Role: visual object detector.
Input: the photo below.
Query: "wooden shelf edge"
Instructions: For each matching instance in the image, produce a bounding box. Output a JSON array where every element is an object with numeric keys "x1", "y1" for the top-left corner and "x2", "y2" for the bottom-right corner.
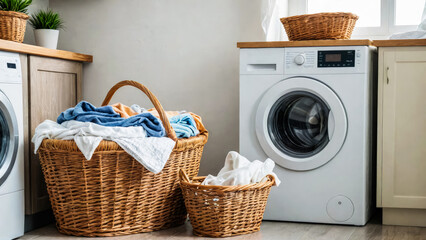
[
  {"x1": 237, "y1": 39, "x2": 373, "y2": 48},
  {"x1": 372, "y1": 39, "x2": 426, "y2": 47},
  {"x1": 0, "y1": 39, "x2": 92, "y2": 63},
  {"x1": 237, "y1": 39, "x2": 426, "y2": 48}
]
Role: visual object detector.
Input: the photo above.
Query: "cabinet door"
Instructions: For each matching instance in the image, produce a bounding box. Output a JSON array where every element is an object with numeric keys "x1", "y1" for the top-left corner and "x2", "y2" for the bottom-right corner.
[
  {"x1": 27, "y1": 56, "x2": 82, "y2": 214},
  {"x1": 380, "y1": 48, "x2": 426, "y2": 209}
]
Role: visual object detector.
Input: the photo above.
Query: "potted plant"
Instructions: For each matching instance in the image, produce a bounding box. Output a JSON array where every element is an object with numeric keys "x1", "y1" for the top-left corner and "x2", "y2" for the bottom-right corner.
[
  {"x1": 29, "y1": 9, "x2": 63, "y2": 49},
  {"x1": 0, "y1": 0, "x2": 32, "y2": 43}
]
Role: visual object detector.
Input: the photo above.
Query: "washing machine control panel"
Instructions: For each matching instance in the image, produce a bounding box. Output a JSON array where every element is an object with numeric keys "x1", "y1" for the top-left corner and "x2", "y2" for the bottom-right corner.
[
  {"x1": 286, "y1": 51, "x2": 316, "y2": 68},
  {"x1": 318, "y1": 50, "x2": 355, "y2": 68},
  {"x1": 0, "y1": 51, "x2": 21, "y2": 83},
  {"x1": 285, "y1": 47, "x2": 367, "y2": 74}
]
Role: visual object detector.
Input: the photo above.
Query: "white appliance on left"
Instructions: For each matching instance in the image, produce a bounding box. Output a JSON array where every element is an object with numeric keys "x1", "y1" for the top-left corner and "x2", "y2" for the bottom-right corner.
[{"x1": 0, "y1": 51, "x2": 24, "y2": 240}]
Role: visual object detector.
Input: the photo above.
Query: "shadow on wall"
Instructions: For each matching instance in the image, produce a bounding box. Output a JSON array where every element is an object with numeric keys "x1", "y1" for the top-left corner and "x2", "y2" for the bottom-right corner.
[{"x1": 48, "y1": 0, "x2": 265, "y2": 175}]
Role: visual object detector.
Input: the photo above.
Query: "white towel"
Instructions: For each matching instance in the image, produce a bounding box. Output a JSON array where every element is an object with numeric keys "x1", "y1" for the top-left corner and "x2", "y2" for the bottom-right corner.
[
  {"x1": 389, "y1": 30, "x2": 426, "y2": 39},
  {"x1": 113, "y1": 137, "x2": 174, "y2": 173},
  {"x1": 32, "y1": 120, "x2": 176, "y2": 174},
  {"x1": 201, "y1": 151, "x2": 281, "y2": 186}
]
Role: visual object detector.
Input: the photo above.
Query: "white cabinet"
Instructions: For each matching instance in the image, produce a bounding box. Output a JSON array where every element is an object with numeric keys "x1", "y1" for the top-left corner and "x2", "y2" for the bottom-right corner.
[{"x1": 377, "y1": 47, "x2": 426, "y2": 227}]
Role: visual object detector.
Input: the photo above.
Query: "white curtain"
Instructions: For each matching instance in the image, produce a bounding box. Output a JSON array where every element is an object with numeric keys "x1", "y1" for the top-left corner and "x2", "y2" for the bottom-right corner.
[{"x1": 261, "y1": 0, "x2": 288, "y2": 41}]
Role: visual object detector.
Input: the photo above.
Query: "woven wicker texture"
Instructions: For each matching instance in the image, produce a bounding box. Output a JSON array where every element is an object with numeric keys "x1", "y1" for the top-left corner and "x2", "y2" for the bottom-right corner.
[
  {"x1": 179, "y1": 170, "x2": 275, "y2": 238},
  {"x1": 281, "y1": 12, "x2": 358, "y2": 41},
  {"x1": 38, "y1": 81, "x2": 208, "y2": 237},
  {"x1": 0, "y1": 10, "x2": 28, "y2": 43}
]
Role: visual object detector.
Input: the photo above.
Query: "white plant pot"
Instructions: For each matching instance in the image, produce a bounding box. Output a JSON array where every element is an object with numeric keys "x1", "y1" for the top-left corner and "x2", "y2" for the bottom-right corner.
[{"x1": 34, "y1": 29, "x2": 59, "y2": 49}]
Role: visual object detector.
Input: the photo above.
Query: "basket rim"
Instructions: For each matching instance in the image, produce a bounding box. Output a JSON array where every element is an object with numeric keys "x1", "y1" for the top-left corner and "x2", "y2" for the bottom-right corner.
[
  {"x1": 180, "y1": 175, "x2": 275, "y2": 192},
  {"x1": 0, "y1": 10, "x2": 29, "y2": 19},
  {"x1": 39, "y1": 129, "x2": 208, "y2": 153},
  {"x1": 281, "y1": 12, "x2": 359, "y2": 22}
]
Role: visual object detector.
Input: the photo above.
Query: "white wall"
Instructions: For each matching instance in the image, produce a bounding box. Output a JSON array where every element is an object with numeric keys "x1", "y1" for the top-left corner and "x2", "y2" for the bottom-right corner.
[{"x1": 49, "y1": 0, "x2": 264, "y2": 175}]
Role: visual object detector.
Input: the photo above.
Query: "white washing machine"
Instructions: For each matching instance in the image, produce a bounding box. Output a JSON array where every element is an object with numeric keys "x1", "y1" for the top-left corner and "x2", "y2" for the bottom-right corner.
[
  {"x1": 0, "y1": 51, "x2": 24, "y2": 239},
  {"x1": 239, "y1": 45, "x2": 376, "y2": 225}
]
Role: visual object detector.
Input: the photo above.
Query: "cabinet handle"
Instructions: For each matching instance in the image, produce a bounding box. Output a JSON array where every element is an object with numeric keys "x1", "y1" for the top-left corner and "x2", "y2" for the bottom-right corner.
[{"x1": 386, "y1": 67, "x2": 390, "y2": 84}]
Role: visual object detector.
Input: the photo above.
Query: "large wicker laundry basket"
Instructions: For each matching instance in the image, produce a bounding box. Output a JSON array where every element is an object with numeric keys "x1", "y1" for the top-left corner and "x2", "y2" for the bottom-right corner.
[
  {"x1": 179, "y1": 170, "x2": 275, "y2": 238},
  {"x1": 37, "y1": 80, "x2": 208, "y2": 237}
]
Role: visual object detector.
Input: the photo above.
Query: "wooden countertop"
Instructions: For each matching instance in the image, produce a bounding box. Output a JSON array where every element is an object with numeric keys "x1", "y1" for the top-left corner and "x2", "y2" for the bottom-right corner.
[
  {"x1": 0, "y1": 39, "x2": 92, "y2": 62},
  {"x1": 237, "y1": 39, "x2": 373, "y2": 48},
  {"x1": 238, "y1": 39, "x2": 426, "y2": 48},
  {"x1": 372, "y1": 39, "x2": 426, "y2": 47}
]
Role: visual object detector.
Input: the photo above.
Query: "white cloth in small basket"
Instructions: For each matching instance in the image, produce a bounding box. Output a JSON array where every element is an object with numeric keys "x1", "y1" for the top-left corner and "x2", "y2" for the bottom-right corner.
[{"x1": 201, "y1": 151, "x2": 281, "y2": 186}]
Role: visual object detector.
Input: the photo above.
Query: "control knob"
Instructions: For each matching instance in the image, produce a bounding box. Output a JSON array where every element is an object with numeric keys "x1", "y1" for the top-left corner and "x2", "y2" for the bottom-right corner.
[{"x1": 294, "y1": 54, "x2": 306, "y2": 65}]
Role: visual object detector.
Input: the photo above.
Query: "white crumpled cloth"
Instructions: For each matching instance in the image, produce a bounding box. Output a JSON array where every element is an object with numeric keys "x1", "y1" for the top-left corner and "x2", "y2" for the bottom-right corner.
[
  {"x1": 32, "y1": 120, "x2": 176, "y2": 174},
  {"x1": 390, "y1": 2, "x2": 426, "y2": 39},
  {"x1": 201, "y1": 151, "x2": 281, "y2": 186},
  {"x1": 389, "y1": 30, "x2": 426, "y2": 39}
]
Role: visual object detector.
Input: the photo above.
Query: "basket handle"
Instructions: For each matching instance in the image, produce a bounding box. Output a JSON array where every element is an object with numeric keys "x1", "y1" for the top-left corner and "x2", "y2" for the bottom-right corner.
[
  {"x1": 178, "y1": 169, "x2": 191, "y2": 183},
  {"x1": 267, "y1": 174, "x2": 276, "y2": 185},
  {"x1": 101, "y1": 80, "x2": 177, "y2": 141}
]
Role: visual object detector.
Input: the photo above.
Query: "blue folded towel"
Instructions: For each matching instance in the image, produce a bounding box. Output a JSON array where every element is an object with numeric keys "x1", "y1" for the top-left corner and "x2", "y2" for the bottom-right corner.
[
  {"x1": 58, "y1": 101, "x2": 120, "y2": 121},
  {"x1": 57, "y1": 101, "x2": 165, "y2": 137},
  {"x1": 169, "y1": 113, "x2": 199, "y2": 138}
]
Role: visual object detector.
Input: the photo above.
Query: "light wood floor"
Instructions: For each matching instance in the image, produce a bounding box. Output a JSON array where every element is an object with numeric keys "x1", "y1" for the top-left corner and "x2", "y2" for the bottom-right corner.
[{"x1": 20, "y1": 215, "x2": 426, "y2": 240}]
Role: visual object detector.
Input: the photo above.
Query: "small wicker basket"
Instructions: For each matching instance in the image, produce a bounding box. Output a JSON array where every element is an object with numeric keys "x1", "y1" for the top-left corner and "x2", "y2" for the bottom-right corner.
[
  {"x1": 0, "y1": 10, "x2": 29, "y2": 43},
  {"x1": 281, "y1": 12, "x2": 358, "y2": 41},
  {"x1": 179, "y1": 169, "x2": 275, "y2": 238}
]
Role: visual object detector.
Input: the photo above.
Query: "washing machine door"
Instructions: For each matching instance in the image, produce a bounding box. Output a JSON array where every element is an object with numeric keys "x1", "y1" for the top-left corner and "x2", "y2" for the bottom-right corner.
[
  {"x1": 256, "y1": 77, "x2": 347, "y2": 171},
  {"x1": 0, "y1": 90, "x2": 19, "y2": 187}
]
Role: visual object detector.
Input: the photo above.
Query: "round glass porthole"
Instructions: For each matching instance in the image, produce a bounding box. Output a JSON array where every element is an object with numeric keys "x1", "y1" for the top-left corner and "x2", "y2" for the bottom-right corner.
[
  {"x1": 0, "y1": 90, "x2": 18, "y2": 186},
  {"x1": 0, "y1": 110, "x2": 10, "y2": 169},
  {"x1": 268, "y1": 91, "x2": 330, "y2": 158},
  {"x1": 255, "y1": 77, "x2": 347, "y2": 171}
]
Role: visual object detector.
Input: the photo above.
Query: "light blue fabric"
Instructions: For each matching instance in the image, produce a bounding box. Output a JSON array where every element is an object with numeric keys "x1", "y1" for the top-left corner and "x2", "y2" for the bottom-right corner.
[
  {"x1": 169, "y1": 113, "x2": 199, "y2": 138},
  {"x1": 57, "y1": 101, "x2": 165, "y2": 137}
]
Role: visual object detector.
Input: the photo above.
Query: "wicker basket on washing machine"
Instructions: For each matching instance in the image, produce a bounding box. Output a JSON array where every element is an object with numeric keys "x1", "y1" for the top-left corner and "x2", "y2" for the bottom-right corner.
[{"x1": 281, "y1": 12, "x2": 359, "y2": 41}]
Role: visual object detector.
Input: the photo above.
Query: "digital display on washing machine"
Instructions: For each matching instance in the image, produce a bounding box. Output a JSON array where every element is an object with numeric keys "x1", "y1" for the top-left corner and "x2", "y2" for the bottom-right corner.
[
  {"x1": 6, "y1": 63, "x2": 16, "y2": 69},
  {"x1": 318, "y1": 50, "x2": 355, "y2": 67},
  {"x1": 325, "y1": 54, "x2": 341, "y2": 62}
]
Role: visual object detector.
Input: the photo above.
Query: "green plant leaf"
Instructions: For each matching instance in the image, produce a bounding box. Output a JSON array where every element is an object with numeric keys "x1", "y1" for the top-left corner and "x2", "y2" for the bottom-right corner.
[
  {"x1": 29, "y1": 9, "x2": 64, "y2": 30},
  {"x1": 0, "y1": 0, "x2": 32, "y2": 14}
]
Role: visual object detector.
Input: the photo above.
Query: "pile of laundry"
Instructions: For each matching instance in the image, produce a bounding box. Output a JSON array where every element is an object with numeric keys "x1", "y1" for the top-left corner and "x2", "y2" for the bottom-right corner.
[
  {"x1": 201, "y1": 151, "x2": 281, "y2": 186},
  {"x1": 32, "y1": 101, "x2": 206, "y2": 174}
]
